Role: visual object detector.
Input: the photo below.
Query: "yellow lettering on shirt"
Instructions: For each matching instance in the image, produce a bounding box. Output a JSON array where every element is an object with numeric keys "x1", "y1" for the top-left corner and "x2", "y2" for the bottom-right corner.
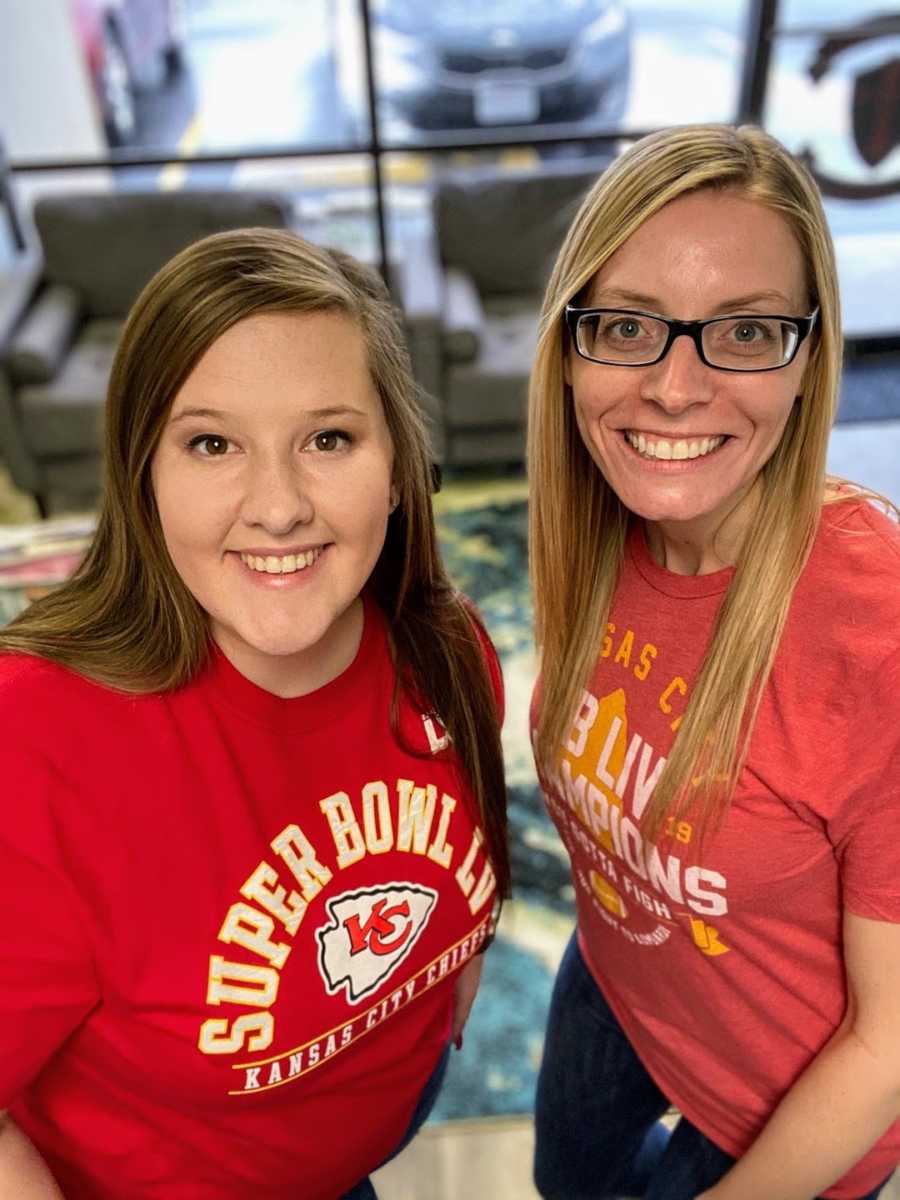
[
  {"x1": 218, "y1": 902, "x2": 292, "y2": 969},
  {"x1": 320, "y1": 791, "x2": 366, "y2": 869},
  {"x1": 271, "y1": 824, "x2": 333, "y2": 900},
  {"x1": 198, "y1": 1012, "x2": 274, "y2": 1055}
]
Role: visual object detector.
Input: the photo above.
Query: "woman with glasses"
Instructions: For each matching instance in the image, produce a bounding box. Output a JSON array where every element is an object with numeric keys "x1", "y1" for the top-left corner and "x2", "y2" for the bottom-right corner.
[
  {"x1": 0, "y1": 229, "x2": 507, "y2": 1199},
  {"x1": 529, "y1": 124, "x2": 900, "y2": 1200}
]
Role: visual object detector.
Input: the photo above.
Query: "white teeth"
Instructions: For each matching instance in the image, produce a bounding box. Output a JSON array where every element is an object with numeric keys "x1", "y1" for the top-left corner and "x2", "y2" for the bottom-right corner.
[
  {"x1": 625, "y1": 432, "x2": 725, "y2": 461},
  {"x1": 240, "y1": 549, "x2": 322, "y2": 574}
]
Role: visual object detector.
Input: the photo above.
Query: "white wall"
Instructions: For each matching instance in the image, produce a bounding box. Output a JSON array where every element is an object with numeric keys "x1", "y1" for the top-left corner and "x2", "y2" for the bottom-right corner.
[{"x1": 0, "y1": 0, "x2": 105, "y2": 162}]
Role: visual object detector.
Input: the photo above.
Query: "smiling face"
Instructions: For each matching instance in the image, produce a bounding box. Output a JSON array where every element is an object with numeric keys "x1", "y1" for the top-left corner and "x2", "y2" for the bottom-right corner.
[
  {"x1": 151, "y1": 310, "x2": 395, "y2": 696},
  {"x1": 567, "y1": 188, "x2": 814, "y2": 564}
]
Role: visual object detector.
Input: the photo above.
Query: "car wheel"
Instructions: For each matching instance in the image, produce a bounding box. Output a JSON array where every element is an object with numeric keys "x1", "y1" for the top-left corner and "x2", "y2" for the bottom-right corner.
[{"x1": 100, "y1": 21, "x2": 136, "y2": 146}]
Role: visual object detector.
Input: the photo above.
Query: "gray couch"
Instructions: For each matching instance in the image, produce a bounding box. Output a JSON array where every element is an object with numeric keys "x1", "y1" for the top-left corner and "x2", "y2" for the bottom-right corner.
[
  {"x1": 396, "y1": 161, "x2": 606, "y2": 467},
  {"x1": 0, "y1": 190, "x2": 294, "y2": 514}
]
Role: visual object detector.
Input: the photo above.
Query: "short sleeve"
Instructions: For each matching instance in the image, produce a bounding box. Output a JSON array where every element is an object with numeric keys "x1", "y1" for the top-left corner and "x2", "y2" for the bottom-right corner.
[
  {"x1": 0, "y1": 736, "x2": 100, "y2": 1105},
  {"x1": 829, "y1": 646, "x2": 900, "y2": 921}
]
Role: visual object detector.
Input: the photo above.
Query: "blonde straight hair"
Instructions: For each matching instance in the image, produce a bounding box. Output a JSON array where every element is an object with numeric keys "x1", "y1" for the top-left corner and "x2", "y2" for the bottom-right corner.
[{"x1": 529, "y1": 123, "x2": 845, "y2": 842}]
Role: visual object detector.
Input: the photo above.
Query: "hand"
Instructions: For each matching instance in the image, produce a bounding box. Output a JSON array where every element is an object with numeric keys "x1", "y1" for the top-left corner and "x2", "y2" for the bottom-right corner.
[{"x1": 451, "y1": 954, "x2": 484, "y2": 1049}]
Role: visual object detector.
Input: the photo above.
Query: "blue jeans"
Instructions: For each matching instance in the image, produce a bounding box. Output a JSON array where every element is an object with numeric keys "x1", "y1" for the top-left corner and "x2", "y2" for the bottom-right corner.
[
  {"x1": 534, "y1": 933, "x2": 890, "y2": 1200},
  {"x1": 340, "y1": 1042, "x2": 451, "y2": 1200}
]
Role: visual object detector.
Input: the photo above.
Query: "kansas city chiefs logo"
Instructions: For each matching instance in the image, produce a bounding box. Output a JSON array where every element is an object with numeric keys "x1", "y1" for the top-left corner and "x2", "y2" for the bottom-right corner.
[{"x1": 316, "y1": 883, "x2": 438, "y2": 1004}]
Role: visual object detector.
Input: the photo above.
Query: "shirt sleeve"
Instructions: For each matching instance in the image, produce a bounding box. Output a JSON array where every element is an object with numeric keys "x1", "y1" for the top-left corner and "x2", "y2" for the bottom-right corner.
[
  {"x1": 0, "y1": 736, "x2": 100, "y2": 1105},
  {"x1": 829, "y1": 645, "x2": 900, "y2": 921}
]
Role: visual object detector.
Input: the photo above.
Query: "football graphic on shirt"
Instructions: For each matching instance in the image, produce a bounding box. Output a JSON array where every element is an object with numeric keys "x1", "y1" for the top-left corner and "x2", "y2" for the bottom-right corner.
[{"x1": 316, "y1": 883, "x2": 438, "y2": 1003}]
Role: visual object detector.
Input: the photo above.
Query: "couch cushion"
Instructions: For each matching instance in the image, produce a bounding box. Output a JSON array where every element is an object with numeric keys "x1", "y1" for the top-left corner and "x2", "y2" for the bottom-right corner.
[
  {"x1": 448, "y1": 427, "x2": 526, "y2": 465},
  {"x1": 442, "y1": 268, "x2": 484, "y2": 364},
  {"x1": 435, "y1": 162, "x2": 604, "y2": 297},
  {"x1": 35, "y1": 190, "x2": 294, "y2": 319},
  {"x1": 17, "y1": 320, "x2": 121, "y2": 456},
  {"x1": 443, "y1": 298, "x2": 539, "y2": 429},
  {"x1": 5, "y1": 284, "x2": 82, "y2": 383},
  {"x1": 44, "y1": 455, "x2": 105, "y2": 511}
]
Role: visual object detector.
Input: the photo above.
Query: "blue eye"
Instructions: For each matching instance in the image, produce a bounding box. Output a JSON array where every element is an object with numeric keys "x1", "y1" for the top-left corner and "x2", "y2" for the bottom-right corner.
[{"x1": 187, "y1": 434, "x2": 231, "y2": 456}]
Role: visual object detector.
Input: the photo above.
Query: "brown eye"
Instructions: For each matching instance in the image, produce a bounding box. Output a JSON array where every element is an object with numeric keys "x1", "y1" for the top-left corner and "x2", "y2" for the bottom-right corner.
[
  {"x1": 311, "y1": 430, "x2": 350, "y2": 452},
  {"x1": 189, "y1": 435, "x2": 230, "y2": 456}
]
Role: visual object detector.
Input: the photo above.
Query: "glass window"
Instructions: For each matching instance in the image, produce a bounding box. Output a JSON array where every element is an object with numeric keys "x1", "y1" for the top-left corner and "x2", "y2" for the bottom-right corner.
[
  {"x1": 360, "y1": 0, "x2": 751, "y2": 150},
  {"x1": 764, "y1": 1, "x2": 900, "y2": 340}
]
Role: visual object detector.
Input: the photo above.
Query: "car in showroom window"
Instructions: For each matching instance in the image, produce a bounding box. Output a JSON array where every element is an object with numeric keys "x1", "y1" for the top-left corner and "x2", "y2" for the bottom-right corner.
[
  {"x1": 72, "y1": 0, "x2": 186, "y2": 146},
  {"x1": 332, "y1": 0, "x2": 632, "y2": 144}
]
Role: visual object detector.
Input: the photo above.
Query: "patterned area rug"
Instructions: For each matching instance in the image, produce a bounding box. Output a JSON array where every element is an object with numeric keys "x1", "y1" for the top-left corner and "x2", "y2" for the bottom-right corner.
[{"x1": 430, "y1": 476, "x2": 572, "y2": 1121}]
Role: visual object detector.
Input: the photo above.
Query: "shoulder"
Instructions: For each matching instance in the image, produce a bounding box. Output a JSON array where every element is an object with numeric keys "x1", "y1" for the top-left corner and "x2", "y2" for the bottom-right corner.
[
  {"x1": 0, "y1": 651, "x2": 95, "y2": 707},
  {"x1": 796, "y1": 498, "x2": 900, "y2": 636},
  {"x1": 0, "y1": 652, "x2": 145, "y2": 751},
  {"x1": 774, "y1": 499, "x2": 900, "y2": 712},
  {"x1": 820, "y1": 494, "x2": 900, "y2": 560}
]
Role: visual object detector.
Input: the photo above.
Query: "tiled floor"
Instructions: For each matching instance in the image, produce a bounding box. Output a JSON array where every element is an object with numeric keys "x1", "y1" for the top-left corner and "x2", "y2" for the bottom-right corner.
[
  {"x1": 374, "y1": 1116, "x2": 900, "y2": 1200},
  {"x1": 373, "y1": 1116, "x2": 539, "y2": 1200}
]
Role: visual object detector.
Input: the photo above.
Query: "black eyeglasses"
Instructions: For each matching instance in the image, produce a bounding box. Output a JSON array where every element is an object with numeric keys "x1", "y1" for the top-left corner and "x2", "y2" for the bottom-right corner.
[{"x1": 565, "y1": 305, "x2": 819, "y2": 372}]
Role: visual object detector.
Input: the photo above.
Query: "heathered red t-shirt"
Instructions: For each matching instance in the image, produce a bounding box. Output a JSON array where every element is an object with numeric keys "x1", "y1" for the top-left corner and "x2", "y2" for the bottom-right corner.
[
  {"x1": 0, "y1": 594, "x2": 501, "y2": 1199},
  {"x1": 536, "y1": 500, "x2": 900, "y2": 1199}
]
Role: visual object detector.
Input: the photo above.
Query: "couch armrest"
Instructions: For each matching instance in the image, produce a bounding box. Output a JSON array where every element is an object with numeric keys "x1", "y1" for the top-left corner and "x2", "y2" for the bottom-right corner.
[
  {"x1": 0, "y1": 368, "x2": 42, "y2": 494},
  {"x1": 394, "y1": 226, "x2": 444, "y2": 407},
  {"x1": 442, "y1": 267, "x2": 483, "y2": 363},
  {"x1": 395, "y1": 225, "x2": 443, "y2": 323},
  {"x1": 5, "y1": 283, "x2": 82, "y2": 383},
  {"x1": 0, "y1": 255, "x2": 42, "y2": 349},
  {"x1": 393, "y1": 228, "x2": 448, "y2": 463}
]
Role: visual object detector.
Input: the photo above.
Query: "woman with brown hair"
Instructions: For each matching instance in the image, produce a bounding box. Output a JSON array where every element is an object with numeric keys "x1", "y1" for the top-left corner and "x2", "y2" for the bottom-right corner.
[
  {"x1": 529, "y1": 123, "x2": 900, "y2": 1200},
  {"x1": 0, "y1": 228, "x2": 507, "y2": 1199}
]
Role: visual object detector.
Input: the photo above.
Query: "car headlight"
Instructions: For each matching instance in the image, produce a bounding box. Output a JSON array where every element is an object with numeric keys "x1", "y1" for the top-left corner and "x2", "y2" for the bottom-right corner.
[{"x1": 584, "y1": 5, "x2": 627, "y2": 40}]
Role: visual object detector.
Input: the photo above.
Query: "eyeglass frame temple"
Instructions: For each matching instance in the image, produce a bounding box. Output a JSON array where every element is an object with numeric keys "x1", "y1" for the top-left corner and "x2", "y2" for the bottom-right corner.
[{"x1": 564, "y1": 305, "x2": 820, "y2": 371}]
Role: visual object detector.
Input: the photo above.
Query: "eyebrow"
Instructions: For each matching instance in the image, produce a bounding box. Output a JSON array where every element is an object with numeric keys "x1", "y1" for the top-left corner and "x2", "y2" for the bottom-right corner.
[
  {"x1": 589, "y1": 288, "x2": 798, "y2": 311},
  {"x1": 167, "y1": 405, "x2": 369, "y2": 425}
]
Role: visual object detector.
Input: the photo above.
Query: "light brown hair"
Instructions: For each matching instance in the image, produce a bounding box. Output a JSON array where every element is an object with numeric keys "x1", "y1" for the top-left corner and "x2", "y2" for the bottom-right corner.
[{"x1": 1, "y1": 228, "x2": 509, "y2": 894}]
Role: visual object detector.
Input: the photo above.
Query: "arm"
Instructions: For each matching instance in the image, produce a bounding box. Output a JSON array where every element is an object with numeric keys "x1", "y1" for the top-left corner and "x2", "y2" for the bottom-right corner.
[
  {"x1": 699, "y1": 911, "x2": 900, "y2": 1200},
  {"x1": 0, "y1": 1114, "x2": 64, "y2": 1198}
]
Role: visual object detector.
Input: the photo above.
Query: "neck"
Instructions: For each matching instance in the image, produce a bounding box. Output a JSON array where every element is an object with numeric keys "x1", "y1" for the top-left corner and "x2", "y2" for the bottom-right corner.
[
  {"x1": 212, "y1": 598, "x2": 364, "y2": 698},
  {"x1": 645, "y1": 482, "x2": 761, "y2": 576}
]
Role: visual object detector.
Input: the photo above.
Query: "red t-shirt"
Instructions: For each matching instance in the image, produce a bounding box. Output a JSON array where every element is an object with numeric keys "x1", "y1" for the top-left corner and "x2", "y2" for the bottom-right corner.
[
  {"x1": 535, "y1": 500, "x2": 900, "y2": 1199},
  {"x1": 0, "y1": 594, "x2": 502, "y2": 1199}
]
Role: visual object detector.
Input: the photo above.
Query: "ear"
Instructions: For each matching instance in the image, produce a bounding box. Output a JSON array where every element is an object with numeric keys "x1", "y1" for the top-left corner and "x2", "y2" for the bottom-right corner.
[
  {"x1": 563, "y1": 349, "x2": 573, "y2": 387},
  {"x1": 389, "y1": 485, "x2": 400, "y2": 512}
]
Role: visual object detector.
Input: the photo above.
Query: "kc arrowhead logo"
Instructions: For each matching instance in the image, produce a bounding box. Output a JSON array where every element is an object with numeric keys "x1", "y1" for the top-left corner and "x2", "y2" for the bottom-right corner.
[{"x1": 316, "y1": 883, "x2": 438, "y2": 1004}]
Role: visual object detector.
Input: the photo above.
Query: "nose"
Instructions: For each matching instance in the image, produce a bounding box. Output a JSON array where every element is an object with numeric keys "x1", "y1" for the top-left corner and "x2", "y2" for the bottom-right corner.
[
  {"x1": 639, "y1": 332, "x2": 715, "y2": 415},
  {"x1": 240, "y1": 453, "x2": 314, "y2": 535}
]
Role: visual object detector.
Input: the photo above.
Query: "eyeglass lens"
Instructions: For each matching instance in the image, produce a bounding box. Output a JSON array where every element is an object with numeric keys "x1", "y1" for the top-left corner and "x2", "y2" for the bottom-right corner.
[{"x1": 576, "y1": 312, "x2": 801, "y2": 369}]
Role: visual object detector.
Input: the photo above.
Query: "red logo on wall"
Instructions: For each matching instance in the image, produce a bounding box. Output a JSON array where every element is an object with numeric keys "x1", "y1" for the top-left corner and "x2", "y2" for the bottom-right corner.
[{"x1": 316, "y1": 883, "x2": 438, "y2": 1003}]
